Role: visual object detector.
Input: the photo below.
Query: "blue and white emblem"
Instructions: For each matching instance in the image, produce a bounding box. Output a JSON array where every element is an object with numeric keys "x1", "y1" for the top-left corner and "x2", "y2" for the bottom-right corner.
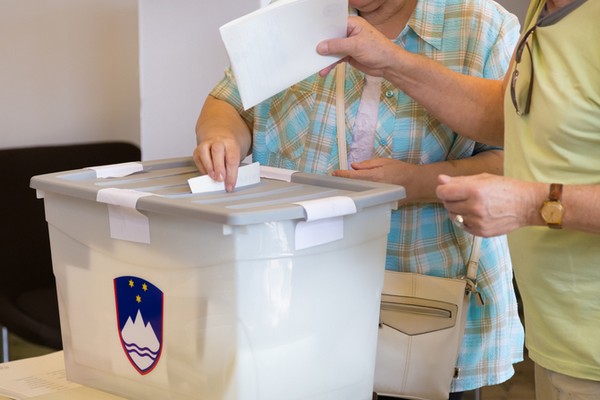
[{"x1": 114, "y1": 276, "x2": 164, "y2": 375}]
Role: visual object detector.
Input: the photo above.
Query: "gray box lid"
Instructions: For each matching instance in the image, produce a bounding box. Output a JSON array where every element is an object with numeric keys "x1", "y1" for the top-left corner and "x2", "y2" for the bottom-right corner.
[{"x1": 30, "y1": 157, "x2": 406, "y2": 226}]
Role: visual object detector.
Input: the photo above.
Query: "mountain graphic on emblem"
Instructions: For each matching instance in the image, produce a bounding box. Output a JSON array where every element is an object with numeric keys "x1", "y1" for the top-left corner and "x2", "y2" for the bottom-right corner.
[
  {"x1": 114, "y1": 276, "x2": 164, "y2": 375},
  {"x1": 121, "y1": 310, "x2": 160, "y2": 371}
]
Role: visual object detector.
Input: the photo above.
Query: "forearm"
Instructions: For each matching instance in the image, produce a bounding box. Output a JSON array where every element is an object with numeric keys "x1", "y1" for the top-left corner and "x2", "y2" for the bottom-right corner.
[
  {"x1": 527, "y1": 182, "x2": 600, "y2": 234},
  {"x1": 383, "y1": 50, "x2": 506, "y2": 147},
  {"x1": 437, "y1": 174, "x2": 600, "y2": 237},
  {"x1": 318, "y1": 16, "x2": 510, "y2": 146},
  {"x1": 404, "y1": 150, "x2": 504, "y2": 204},
  {"x1": 195, "y1": 96, "x2": 252, "y2": 157}
]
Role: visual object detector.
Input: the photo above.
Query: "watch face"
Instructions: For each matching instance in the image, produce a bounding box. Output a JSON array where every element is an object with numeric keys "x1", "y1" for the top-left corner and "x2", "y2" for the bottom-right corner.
[{"x1": 541, "y1": 201, "x2": 564, "y2": 224}]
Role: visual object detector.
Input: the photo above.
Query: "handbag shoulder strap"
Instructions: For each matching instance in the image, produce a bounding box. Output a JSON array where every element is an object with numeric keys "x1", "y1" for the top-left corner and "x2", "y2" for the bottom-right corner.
[
  {"x1": 465, "y1": 235, "x2": 484, "y2": 305},
  {"x1": 466, "y1": 235, "x2": 482, "y2": 280},
  {"x1": 335, "y1": 62, "x2": 483, "y2": 302},
  {"x1": 335, "y1": 63, "x2": 348, "y2": 170}
]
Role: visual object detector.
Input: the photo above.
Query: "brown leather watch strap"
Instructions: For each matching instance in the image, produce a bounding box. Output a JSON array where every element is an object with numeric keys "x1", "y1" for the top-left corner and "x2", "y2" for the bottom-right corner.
[{"x1": 549, "y1": 183, "x2": 563, "y2": 201}]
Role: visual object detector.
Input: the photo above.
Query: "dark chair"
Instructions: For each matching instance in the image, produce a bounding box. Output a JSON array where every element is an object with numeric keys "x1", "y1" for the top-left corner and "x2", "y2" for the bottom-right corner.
[{"x1": 0, "y1": 142, "x2": 141, "y2": 362}]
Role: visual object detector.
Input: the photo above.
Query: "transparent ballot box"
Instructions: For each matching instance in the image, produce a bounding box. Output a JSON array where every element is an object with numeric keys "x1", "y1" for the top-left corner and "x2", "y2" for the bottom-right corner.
[{"x1": 30, "y1": 158, "x2": 405, "y2": 400}]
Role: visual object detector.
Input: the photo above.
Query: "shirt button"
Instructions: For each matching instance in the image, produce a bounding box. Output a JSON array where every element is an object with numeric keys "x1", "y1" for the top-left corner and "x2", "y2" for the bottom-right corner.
[{"x1": 385, "y1": 90, "x2": 395, "y2": 98}]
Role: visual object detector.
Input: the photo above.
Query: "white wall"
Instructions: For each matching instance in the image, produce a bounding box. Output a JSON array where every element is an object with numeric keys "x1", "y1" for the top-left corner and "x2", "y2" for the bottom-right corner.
[
  {"x1": 138, "y1": 0, "x2": 262, "y2": 160},
  {"x1": 1, "y1": 0, "x2": 527, "y2": 156},
  {"x1": 0, "y1": 0, "x2": 139, "y2": 150}
]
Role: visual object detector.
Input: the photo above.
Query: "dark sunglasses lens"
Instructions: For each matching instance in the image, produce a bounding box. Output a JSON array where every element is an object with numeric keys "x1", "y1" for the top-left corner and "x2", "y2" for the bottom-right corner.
[{"x1": 511, "y1": 39, "x2": 533, "y2": 115}]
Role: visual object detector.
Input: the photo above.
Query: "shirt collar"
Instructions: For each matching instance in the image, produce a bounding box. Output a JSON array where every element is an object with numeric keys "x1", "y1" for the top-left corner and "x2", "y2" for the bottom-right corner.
[{"x1": 406, "y1": 0, "x2": 447, "y2": 50}]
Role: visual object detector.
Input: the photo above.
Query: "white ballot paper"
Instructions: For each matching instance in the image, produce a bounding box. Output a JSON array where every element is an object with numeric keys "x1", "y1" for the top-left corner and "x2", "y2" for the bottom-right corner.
[
  {"x1": 188, "y1": 162, "x2": 261, "y2": 193},
  {"x1": 219, "y1": 0, "x2": 348, "y2": 109}
]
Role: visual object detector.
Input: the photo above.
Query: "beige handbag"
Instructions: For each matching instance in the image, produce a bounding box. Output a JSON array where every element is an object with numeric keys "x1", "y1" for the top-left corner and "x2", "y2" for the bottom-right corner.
[
  {"x1": 373, "y1": 235, "x2": 483, "y2": 400},
  {"x1": 334, "y1": 60, "x2": 483, "y2": 400}
]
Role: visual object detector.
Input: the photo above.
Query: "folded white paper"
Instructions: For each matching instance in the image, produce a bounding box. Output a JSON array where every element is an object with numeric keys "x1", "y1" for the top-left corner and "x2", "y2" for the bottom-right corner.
[
  {"x1": 295, "y1": 216, "x2": 344, "y2": 250},
  {"x1": 188, "y1": 162, "x2": 261, "y2": 193},
  {"x1": 96, "y1": 188, "x2": 154, "y2": 244},
  {"x1": 293, "y1": 196, "x2": 356, "y2": 250},
  {"x1": 294, "y1": 195, "x2": 356, "y2": 222},
  {"x1": 89, "y1": 162, "x2": 143, "y2": 178},
  {"x1": 260, "y1": 165, "x2": 297, "y2": 182},
  {"x1": 220, "y1": 0, "x2": 348, "y2": 109}
]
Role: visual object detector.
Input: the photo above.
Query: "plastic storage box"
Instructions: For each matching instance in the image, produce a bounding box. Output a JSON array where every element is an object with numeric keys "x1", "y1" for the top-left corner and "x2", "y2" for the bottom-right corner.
[{"x1": 30, "y1": 157, "x2": 405, "y2": 400}]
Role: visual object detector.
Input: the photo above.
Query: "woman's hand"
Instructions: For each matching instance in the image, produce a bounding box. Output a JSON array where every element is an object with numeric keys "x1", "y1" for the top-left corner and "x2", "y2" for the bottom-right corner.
[
  {"x1": 194, "y1": 96, "x2": 252, "y2": 192},
  {"x1": 333, "y1": 158, "x2": 430, "y2": 204},
  {"x1": 333, "y1": 158, "x2": 411, "y2": 184},
  {"x1": 334, "y1": 151, "x2": 505, "y2": 206},
  {"x1": 193, "y1": 132, "x2": 244, "y2": 192}
]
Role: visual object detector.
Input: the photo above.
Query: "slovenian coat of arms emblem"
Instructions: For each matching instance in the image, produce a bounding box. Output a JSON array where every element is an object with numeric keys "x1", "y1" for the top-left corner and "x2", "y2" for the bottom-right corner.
[{"x1": 114, "y1": 276, "x2": 164, "y2": 375}]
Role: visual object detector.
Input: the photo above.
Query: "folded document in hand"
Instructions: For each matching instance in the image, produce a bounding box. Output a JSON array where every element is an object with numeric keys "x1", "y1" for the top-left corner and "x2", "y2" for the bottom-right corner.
[{"x1": 219, "y1": 0, "x2": 348, "y2": 110}]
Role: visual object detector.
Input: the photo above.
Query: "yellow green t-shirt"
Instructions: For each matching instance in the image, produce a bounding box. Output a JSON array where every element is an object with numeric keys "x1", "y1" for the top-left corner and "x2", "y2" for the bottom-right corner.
[{"x1": 504, "y1": 0, "x2": 600, "y2": 381}]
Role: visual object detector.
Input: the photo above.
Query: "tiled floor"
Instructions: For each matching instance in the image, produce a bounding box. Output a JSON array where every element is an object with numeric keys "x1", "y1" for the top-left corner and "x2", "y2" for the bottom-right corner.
[{"x1": 2, "y1": 331, "x2": 536, "y2": 400}]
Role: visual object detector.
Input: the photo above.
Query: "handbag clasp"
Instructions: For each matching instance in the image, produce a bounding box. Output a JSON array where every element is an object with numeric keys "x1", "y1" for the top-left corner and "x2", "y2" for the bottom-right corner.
[{"x1": 465, "y1": 278, "x2": 485, "y2": 306}]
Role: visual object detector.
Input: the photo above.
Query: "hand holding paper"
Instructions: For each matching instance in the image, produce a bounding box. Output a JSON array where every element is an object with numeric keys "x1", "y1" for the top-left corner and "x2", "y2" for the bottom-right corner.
[
  {"x1": 188, "y1": 162, "x2": 261, "y2": 193},
  {"x1": 219, "y1": 0, "x2": 348, "y2": 109}
]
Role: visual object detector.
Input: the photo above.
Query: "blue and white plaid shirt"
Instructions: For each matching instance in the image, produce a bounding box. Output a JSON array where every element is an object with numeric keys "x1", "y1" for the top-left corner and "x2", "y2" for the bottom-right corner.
[{"x1": 210, "y1": 0, "x2": 524, "y2": 391}]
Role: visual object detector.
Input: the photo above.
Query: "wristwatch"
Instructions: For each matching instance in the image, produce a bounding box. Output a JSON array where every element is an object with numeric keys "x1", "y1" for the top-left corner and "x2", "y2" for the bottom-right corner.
[{"x1": 540, "y1": 183, "x2": 564, "y2": 229}]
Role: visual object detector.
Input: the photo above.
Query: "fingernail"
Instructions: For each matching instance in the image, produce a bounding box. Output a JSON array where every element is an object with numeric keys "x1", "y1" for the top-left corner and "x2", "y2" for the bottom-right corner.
[{"x1": 317, "y1": 42, "x2": 328, "y2": 54}]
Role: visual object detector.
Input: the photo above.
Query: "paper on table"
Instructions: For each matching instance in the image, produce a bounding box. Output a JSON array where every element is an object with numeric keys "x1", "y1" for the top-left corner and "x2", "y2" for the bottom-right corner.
[
  {"x1": 0, "y1": 352, "x2": 123, "y2": 399},
  {"x1": 219, "y1": 0, "x2": 348, "y2": 109}
]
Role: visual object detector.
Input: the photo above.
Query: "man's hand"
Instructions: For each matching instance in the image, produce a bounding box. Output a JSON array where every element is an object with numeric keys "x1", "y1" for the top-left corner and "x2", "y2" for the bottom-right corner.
[
  {"x1": 317, "y1": 16, "x2": 398, "y2": 77},
  {"x1": 436, "y1": 173, "x2": 538, "y2": 237}
]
